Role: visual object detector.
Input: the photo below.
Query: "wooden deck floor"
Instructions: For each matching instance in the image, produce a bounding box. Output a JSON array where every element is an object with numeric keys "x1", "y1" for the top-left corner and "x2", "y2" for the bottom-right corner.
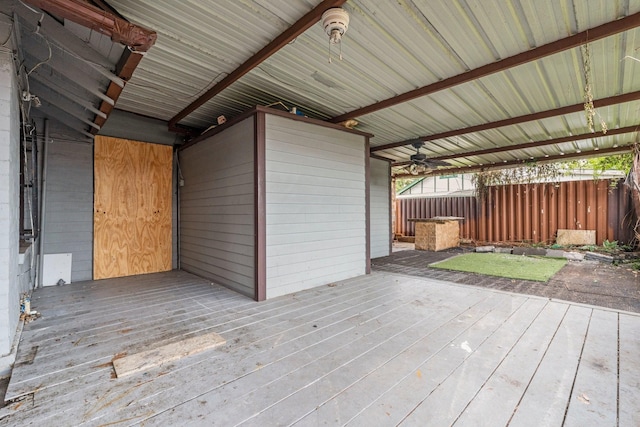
[{"x1": 1, "y1": 270, "x2": 638, "y2": 426}]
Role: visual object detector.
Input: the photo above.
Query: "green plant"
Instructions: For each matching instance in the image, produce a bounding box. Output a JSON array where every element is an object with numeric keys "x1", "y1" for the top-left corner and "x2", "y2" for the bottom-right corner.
[
  {"x1": 627, "y1": 261, "x2": 640, "y2": 271},
  {"x1": 472, "y1": 163, "x2": 566, "y2": 200},
  {"x1": 602, "y1": 239, "x2": 619, "y2": 251}
]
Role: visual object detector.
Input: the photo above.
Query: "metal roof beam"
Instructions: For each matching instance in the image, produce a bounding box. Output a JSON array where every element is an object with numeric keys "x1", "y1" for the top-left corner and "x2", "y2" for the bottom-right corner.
[
  {"x1": 393, "y1": 146, "x2": 634, "y2": 178},
  {"x1": 18, "y1": 25, "x2": 124, "y2": 88},
  {"x1": 330, "y1": 11, "x2": 640, "y2": 124},
  {"x1": 372, "y1": 91, "x2": 640, "y2": 152},
  {"x1": 168, "y1": 0, "x2": 347, "y2": 128},
  {"x1": 29, "y1": 72, "x2": 107, "y2": 118},
  {"x1": 23, "y1": 0, "x2": 157, "y2": 52},
  {"x1": 14, "y1": 1, "x2": 113, "y2": 68},
  {"x1": 91, "y1": 46, "x2": 144, "y2": 134},
  {"x1": 22, "y1": 50, "x2": 115, "y2": 106},
  {"x1": 371, "y1": 154, "x2": 394, "y2": 162},
  {"x1": 37, "y1": 98, "x2": 96, "y2": 138},
  {"x1": 29, "y1": 79, "x2": 101, "y2": 127},
  {"x1": 20, "y1": 0, "x2": 158, "y2": 134},
  {"x1": 89, "y1": 0, "x2": 126, "y2": 20},
  {"x1": 391, "y1": 125, "x2": 640, "y2": 166}
]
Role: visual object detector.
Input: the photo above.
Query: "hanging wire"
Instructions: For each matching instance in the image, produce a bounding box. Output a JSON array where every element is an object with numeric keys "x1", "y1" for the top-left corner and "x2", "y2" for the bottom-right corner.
[
  {"x1": 27, "y1": 23, "x2": 52, "y2": 75},
  {"x1": 0, "y1": 18, "x2": 13, "y2": 47},
  {"x1": 17, "y1": 0, "x2": 41, "y2": 15},
  {"x1": 20, "y1": 118, "x2": 36, "y2": 239}
]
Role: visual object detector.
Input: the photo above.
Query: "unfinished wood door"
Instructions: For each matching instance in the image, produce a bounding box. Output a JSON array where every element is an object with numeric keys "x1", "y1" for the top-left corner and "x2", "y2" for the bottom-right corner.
[{"x1": 94, "y1": 136, "x2": 173, "y2": 279}]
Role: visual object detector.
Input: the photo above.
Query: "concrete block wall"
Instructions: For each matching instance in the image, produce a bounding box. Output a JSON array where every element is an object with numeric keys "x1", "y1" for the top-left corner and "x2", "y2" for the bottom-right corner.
[{"x1": 0, "y1": 49, "x2": 21, "y2": 362}]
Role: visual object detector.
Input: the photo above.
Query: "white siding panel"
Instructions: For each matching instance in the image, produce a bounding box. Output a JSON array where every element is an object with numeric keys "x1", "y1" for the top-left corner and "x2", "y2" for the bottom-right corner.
[
  {"x1": 43, "y1": 141, "x2": 93, "y2": 282},
  {"x1": 265, "y1": 115, "x2": 366, "y2": 299},
  {"x1": 0, "y1": 50, "x2": 21, "y2": 358},
  {"x1": 179, "y1": 117, "x2": 255, "y2": 298},
  {"x1": 370, "y1": 158, "x2": 391, "y2": 258},
  {"x1": 267, "y1": 171, "x2": 363, "y2": 189}
]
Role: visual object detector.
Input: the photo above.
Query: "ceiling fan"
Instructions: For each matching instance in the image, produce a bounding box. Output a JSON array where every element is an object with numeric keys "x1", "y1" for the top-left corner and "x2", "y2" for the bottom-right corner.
[{"x1": 405, "y1": 141, "x2": 450, "y2": 175}]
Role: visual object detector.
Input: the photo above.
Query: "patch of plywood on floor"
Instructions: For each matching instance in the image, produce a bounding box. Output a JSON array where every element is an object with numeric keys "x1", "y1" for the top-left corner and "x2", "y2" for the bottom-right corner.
[
  {"x1": 2, "y1": 270, "x2": 638, "y2": 426},
  {"x1": 113, "y1": 331, "x2": 226, "y2": 378}
]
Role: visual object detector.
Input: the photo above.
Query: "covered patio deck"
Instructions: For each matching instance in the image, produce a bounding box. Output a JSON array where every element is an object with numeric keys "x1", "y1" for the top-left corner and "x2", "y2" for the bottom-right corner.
[{"x1": 1, "y1": 269, "x2": 638, "y2": 426}]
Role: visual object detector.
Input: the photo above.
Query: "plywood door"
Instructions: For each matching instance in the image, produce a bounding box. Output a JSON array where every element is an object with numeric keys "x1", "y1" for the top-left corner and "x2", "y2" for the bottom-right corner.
[{"x1": 94, "y1": 136, "x2": 173, "y2": 279}]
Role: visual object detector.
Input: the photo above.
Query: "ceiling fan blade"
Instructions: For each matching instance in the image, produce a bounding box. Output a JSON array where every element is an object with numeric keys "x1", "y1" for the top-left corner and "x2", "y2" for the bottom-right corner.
[{"x1": 422, "y1": 159, "x2": 451, "y2": 167}]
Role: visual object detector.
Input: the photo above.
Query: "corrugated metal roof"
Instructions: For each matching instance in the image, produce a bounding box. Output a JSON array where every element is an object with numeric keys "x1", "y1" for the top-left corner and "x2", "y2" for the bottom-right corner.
[{"x1": 101, "y1": 0, "x2": 640, "y2": 173}]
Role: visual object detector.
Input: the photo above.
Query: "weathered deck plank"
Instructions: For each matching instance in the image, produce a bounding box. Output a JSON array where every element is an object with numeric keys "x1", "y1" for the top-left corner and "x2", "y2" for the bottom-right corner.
[
  {"x1": 82, "y1": 276, "x2": 486, "y2": 425},
  {"x1": 1, "y1": 270, "x2": 637, "y2": 427},
  {"x1": 451, "y1": 302, "x2": 569, "y2": 427},
  {"x1": 395, "y1": 299, "x2": 548, "y2": 426},
  {"x1": 6, "y1": 272, "x2": 386, "y2": 400},
  {"x1": 619, "y1": 313, "x2": 640, "y2": 426},
  {"x1": 295, "y1": 294, "x2": 517, "y2": 426},
  {"x1": 3, "y1": 275, "x2": 414, "y2": 422},
  {"x1": 143, "y1": 287, "x2": 499, "y2": 426},
  {"x1": 564, "y1": 309, "x2": 619, "y2": 427},
  {"x1": 505, "y1": 305, "x2": 592, "y2": 427}
]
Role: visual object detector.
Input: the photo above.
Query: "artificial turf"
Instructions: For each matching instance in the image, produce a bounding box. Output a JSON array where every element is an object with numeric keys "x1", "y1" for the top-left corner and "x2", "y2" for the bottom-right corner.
[{"x1": 430, "y1": 252, "x2": 567, "y2": 282}]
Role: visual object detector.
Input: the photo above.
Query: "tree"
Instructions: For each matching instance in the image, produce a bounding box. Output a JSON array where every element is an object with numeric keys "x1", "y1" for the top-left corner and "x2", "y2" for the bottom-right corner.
[{"x1": 565, "y1": 153, "x2": 633, "y2": 178}]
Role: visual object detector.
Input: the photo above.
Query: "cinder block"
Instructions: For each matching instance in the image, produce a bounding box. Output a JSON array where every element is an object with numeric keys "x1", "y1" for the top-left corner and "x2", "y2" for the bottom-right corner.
[
  {"x1": 494, "y1": 247, "x2": 512, "y2": 254},
  {"x1": 512, "y1": 247, "x2": 547, "y2": 256},
  {"x1": 563, "y1": 251, "x2": 585, "y2": 261},
  {"x1": 545, "y1": 249, "x2": 565, "y2": 258},
  {"x1": 0, "y1": 160, "x2": 9, "y2": 175},
  {"x1": 475, "y1": 246, "x2": 495, "y2": 253},
  {"x1": 556, "y1": 229, "x2": 596, "y2": 246},
  {"x1": 584, "y1": 251, "x2": 614, "y2": 263},
  {"x1": 0, "y1": 114, "x2": 10, "y2": 134},
  {"x1": 0, "y1": 258, "x2": 8, "y2": 278}
]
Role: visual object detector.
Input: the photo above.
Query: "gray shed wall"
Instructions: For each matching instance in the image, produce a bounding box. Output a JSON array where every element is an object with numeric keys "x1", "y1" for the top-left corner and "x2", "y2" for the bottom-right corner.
[
  {"x1": 370, "y1": 158, "x2": 391, "y2": 258},
  {"x1": 179, "y1": 117, "x2": 256, "y2": 298},
  {"x1": 264, "y1": 114, "x2": 366, "y2": 298}
]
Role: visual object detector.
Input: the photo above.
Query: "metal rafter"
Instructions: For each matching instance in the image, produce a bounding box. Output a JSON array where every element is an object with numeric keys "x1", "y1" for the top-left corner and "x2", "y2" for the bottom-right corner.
[
  {"x1": 21, "y1": 0, "x2": 158, "y2": 136},
  {"x1": 330, "y1": 11, "x2": 640, "y2": 124},
  {"x1": 168, "y1": 0, "x2": 347, "y2": 129},
  {"x1": 23, "y1": 0, "x2": 156, "y2": 51},
  {"x1": 393, "y1": 146, "x2": 633, "y2": 178},
  {"x1": 22, "y1": 50, "x2": 115, "y2": 105},
  {"x1": 391, "y1": 125, "x2": 640, "y2": 166},
  {"x1": 29, "y1": 79, "x2": 103, "y2": 126},
  {"x1": 372, "y1": 91, "x2": 640, "y2": 152},
  {"x1": 92, "y1": 47, "x2": 144, "y2": 134}
]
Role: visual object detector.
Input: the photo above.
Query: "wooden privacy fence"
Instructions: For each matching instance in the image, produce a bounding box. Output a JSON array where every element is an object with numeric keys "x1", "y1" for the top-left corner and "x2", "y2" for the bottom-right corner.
[{"x1": 395, "y1": 179, "x2": 635, "y2": 245}]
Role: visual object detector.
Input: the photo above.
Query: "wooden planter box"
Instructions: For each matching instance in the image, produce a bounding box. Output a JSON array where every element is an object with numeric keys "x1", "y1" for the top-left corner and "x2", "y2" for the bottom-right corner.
[{"x1": 411, "y1": 217, "x2": 462, "y2": 251}]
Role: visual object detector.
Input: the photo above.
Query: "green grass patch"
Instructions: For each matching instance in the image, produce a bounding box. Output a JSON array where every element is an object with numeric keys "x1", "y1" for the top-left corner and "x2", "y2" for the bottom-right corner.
[{"x1": 430, "y1": 253, "x2": 567, "y2": 282}]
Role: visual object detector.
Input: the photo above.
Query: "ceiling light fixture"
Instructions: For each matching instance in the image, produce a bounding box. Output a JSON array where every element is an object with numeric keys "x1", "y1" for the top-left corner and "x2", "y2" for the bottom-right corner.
[{"x1": 321, "y1": 7, "x2": 349, "y2": 63}]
